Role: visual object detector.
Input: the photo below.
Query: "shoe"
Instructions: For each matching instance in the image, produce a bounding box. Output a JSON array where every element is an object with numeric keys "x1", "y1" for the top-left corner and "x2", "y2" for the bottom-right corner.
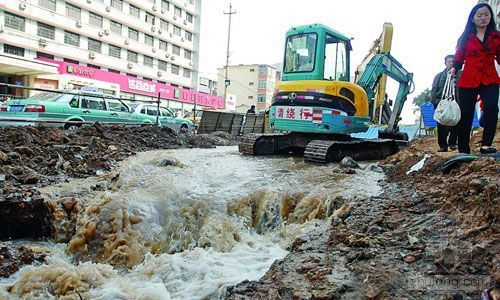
[
  {"x1": 437, "y1": 148, "x2": 448, "y2": 152},
  {"x1": 480, "y1": 146, "x2": 497, "y2": 154},
  {"x1": 449, "y1": 145, "x2": 458, "y2": 151}
]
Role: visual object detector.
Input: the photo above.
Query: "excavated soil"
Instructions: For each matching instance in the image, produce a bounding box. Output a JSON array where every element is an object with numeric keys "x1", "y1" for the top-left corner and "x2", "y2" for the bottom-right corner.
[{"x1": 226, "y1": 126, "x2": 500, "y2": 299}]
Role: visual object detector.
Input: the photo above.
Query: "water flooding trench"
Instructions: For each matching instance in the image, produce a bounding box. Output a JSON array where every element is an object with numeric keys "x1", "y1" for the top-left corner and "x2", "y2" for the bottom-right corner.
[{"x1": 1, "y1": 146, "x2": 384, "y2": 299}]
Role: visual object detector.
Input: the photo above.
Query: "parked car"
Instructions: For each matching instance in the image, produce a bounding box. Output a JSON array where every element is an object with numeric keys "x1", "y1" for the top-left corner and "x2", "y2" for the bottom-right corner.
[
  {"x1": 0, "y1": 90, "x2": 134, "y2": 129},
  {"x1": 130, "y1": 103, "x2": 193, "y2": 133},
  {"x1": 184, "y1": 110, "x2": 203, "y2": 128}
]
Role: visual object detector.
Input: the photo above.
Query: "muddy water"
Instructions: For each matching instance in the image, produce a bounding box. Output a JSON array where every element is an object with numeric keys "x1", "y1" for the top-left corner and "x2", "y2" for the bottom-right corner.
[{"x1": 0, "y1": 146, "x2": 383, "y2": 300}]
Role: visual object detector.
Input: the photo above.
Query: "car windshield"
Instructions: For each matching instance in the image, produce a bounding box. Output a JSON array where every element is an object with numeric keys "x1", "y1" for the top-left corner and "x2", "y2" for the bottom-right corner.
[{"x1": 27, "y1": 92, "x2": 66, "y2": 102}]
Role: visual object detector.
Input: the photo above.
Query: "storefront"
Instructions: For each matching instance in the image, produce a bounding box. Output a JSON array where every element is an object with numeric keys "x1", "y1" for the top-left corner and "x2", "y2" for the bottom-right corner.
[{"x1": 35, "y1": 57, "x2": 225, "y2": 110}]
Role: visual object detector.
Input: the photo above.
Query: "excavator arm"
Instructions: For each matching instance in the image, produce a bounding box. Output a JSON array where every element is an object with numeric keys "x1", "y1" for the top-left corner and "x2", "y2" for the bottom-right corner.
[{"x1": 356, "y1": 52, "x2": 414, "y2": 140}]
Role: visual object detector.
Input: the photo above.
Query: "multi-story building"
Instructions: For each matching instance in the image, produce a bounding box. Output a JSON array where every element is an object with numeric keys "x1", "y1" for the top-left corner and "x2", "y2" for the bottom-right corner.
[
  {"x1": 0, "y1": 0, "x2": 224, "y2": 112},
  {"x1": 217, "y1": 64, "x2": 280, "y2": 114},
  {"x1": 198, "y1": 75, "x2": 216, "y2": 95}
]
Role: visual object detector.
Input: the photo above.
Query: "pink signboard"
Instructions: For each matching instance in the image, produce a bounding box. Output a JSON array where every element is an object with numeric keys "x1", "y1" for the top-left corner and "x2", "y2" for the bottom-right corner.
[{"x1": 36, "y1": 57, "x2": 224, "y2": 109}]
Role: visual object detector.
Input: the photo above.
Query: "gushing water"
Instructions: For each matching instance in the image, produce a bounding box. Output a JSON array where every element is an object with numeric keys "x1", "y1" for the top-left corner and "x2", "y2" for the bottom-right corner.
[{"x1": 0, "y1": 146, "x2": 383, "y2": 299}]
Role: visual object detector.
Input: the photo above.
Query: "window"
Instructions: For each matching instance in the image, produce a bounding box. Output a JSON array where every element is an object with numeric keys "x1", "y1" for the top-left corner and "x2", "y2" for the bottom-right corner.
[
  {"x1": 4, "y1": 44, "x2": 24, "y2": 57},
  {"x1": 39, "y1": 0, "x2": 56, "y2": 11},
  {"x1": 144, "y1": 56, "x2": 154, "y2": 67},
  {"x1": 110, "y1": 21, "x2": 122, "y2": 35},
  {"x1": 87, "y1": 64, "x2": 100, "y2": 69},
  {"x1": 258, "y1": 80, "x2": 266, "y2": 89},
  {"x1": 284, "y1": 33, "x2": 317, "y2": 73},
  {"x1": 185, "y1": 31, "x2": 192, "y2": 42},
  {"x1": 36, "y1": 52, "x2": 54, "y2": 59},
  {"x1": 158, "y1": 60, "x2": 167, "y2": 71},
  {"x1": 66, "y1": 3, "x2": 81, "y2": 20},
  {"x1": 89, "y1": 12, "x2": 103, "y2": 27},
  {"x1": 173, "y1": 26, "x2": 181, "y2": 36},
  {"x1": 258, "y1": 95, "x2": 266, "y2": 102},
  {"x1": 259, "y1": 65, "x2": 268, "y2": 75},
  {"x1": 145, "y1": 12, "x2": 155, "y2": 25},
  {"x1": 159, "y1": 40, "x2": 168, "y2": 51},
  {"x1": 171, "y1": 64, "x2": 179, "y2": 75},
  {"x1": 111, "y1": 0, "x2": 123, "y2": 10},
  {"x1": 145, "y1": 34, "x2": 154, "y2": 46},
  {"x1": 81, "y1": 95, "x2": 106, "y2": 110},
  {"x1": 162, "y1": 0, "x2": 170, "y2": 10},
  {"x1": 160, "y1": 20, "x2": 169, "y2": 31},
  {"x1": 184, "y1": 50, "x2": 192, "y2": 60},
  {"x1": 249, "y1": 82, "x2": 254, "y2": 86},
  {"x1": 174, "y1": 6, "x2": 182, "y2": 18},
  {"x1": 108, "y1": 68, "x2": 120, "y2": 74},
  {"x1": 249, "y1": 68, "x2": 255, "y2": 72},
  {"x1": 248, "y1": 96, "x2": 254, "y2": 99},
  {"x1": 5, "y1": 12, "x2": 25, "y2": 32},
  {"x1": 146, "y1": 106, "x2": 159, "y2": 116},
  {"x1": 172, "y1": 45, "x2": 180, "y2": 55},
  {"x1": 64, "y1": 58, "x2": 79, "y2": 64},
  {"x1": 324, "y1": 33, "x2": 349, "y2": 81},
  {"x1": 186, "y1": 13, "x2": 193, "y2": 23},
  {"x1": 128, "y1": 28, "x2": 139, "y2": 41},
  {"x1": 107, "y1": 101, "x2": 129, "y2": 112},
  {"x1": 129, "y1": 4, "x2": 140, "y2": 18},
  {"x1": 183, "y1": 68, "x2": 191, "y2": 78},
  {"x1": 109, "y1": 44, "x2": 121, "y2": 58},
  {"x1": 126, "y1": 73, "x2": 137, "y2": 77},
  {"x1": 37, "y1": 22, "x2": 55, "y2": 40},
  {"x1": 160, "y1": 107, "x2": 174, "y2": 117},
  {"x1": 88, "y1": 38, "x2": 102, "y2": 53},
  {"x1": 127, "y1": 50, "x2": 138, "y2": 63},
  {"x1": 64, "y1": 31, "x2": 80, "y2": 46}
]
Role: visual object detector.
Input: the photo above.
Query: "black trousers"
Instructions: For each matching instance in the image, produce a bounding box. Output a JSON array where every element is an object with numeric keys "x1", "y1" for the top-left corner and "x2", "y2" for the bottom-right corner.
[
  {"x1": 434, "y1": 103, "x2": 458, "y2": 149},
  {"x1": 457, "y1": 84, "x2": 499, "y2": 153}
]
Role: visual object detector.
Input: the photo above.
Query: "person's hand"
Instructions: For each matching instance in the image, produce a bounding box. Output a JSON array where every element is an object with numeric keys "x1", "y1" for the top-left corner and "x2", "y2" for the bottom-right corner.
[{"x1": 449, "y1": 67, "x2": 456, "y2": 77}]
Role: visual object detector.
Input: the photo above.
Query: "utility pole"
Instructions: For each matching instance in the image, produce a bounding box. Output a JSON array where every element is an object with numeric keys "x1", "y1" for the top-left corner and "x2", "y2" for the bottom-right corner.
[{"x1": 223, "y1": 3, "x2": 236, "y2": 108}]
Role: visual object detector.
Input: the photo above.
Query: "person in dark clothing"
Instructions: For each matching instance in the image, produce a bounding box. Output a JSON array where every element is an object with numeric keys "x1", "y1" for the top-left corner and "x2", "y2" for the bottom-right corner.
[
  {"x1": 431, "y1": 54, "x2": 458, "y2": 152},
  {"x1": 449, "y1": 3, "x2": 499, "y2": 154},
  {"x1": 246, "y1": 105, "x2": 256, "y2": 114}
]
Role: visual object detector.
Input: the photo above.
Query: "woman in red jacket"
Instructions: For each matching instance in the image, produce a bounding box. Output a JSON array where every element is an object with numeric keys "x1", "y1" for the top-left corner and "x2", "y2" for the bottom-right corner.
[{"x1": 450, "y1": 3, "x2": 499, "y2": 154}]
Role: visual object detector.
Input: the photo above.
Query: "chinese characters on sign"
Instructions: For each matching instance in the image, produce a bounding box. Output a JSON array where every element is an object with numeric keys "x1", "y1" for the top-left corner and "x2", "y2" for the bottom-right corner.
[
  {"x1": 128, "y1": 79, "x2": 157, "y2": 93},
  {"x1": 276, "y1": 106, "x2": 312, "y2": 121}
]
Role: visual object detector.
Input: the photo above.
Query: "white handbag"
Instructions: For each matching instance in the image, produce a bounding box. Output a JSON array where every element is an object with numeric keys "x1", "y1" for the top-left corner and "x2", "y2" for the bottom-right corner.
[{"x1": 434, "y1": 74, "x2": 461, "y2": 126}]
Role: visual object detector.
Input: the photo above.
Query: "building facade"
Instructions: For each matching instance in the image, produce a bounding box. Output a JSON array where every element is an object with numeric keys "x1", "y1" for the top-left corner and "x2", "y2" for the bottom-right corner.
[
  {"x1": 0, "y1": 0, "x2": 223, "y2": 112},
  {"x1": 217, "y1": 64, "x2": 280, "y2": 114}
]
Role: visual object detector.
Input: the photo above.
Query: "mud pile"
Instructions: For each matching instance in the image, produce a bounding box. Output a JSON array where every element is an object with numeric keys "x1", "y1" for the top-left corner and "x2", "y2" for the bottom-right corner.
[{"x1": 227, "y1": 130, "x2": 499, "y2": 299}]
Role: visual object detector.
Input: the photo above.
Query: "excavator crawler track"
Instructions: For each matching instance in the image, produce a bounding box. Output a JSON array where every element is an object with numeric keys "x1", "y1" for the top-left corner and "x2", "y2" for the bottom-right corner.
[
  {"x1": 239, "y1": 133, "x2": 292, "y2": 156},
  {"x1": 304, "y1": 139, "x2": 399, "y2": 164}
]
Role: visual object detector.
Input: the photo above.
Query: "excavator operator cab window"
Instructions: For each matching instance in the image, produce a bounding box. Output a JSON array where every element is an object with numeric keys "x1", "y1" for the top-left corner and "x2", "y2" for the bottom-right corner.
[
  {"x1": 324, "y1": 34, "x2": 348, "y2": 82},
  {"x1": 284, "y1": 33, "x2": 317, "y2": 73}
]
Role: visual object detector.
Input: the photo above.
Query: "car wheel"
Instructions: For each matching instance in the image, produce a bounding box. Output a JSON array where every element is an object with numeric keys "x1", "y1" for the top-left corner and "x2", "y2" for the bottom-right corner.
[
  {"x1": 64, "y1": 122, "x2": 81, "y2": 131},
  {"x1": 179, "y1": 124, "x2": 189, "y2": 133}
]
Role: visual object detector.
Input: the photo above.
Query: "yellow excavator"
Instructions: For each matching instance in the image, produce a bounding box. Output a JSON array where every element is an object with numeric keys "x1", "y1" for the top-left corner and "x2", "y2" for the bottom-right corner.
[{"x1": 239, "y1": 23, "x2": 414, "y2": 164}]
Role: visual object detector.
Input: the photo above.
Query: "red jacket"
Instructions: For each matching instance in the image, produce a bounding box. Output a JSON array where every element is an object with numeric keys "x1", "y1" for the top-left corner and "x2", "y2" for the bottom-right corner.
[{"x1": 453, "y1": 30, "x2": 500, "y2": 88}]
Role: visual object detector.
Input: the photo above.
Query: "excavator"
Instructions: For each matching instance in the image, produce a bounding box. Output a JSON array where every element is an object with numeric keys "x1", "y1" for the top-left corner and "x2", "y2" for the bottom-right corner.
[{"x1": 239, "y1": 23, "x2": 414, "y2": 164}]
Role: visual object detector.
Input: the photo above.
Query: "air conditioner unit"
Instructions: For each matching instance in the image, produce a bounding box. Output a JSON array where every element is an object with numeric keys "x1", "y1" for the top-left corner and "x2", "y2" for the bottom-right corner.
[
  {"x1": 127, "y1": 62, "x2": 133, "y2": 69},
  {"x1": 39, "y1": 39, "x2": 47, "y2": 47},
  {"x1": 189, "y1": 61, "x2": 193, "y2": 66},
  {"x1": 181, "y1": 37, "x2": 185, "y2": 42},
  {"x1": 157, "y1": 71, "x2": 163, "y2": 77},
  {"x1": 106, "y1": 6, "x2": 111, "y2": 12},
  {"x1": 76, "y1": 20, "x2": 83, "y2": 28},
  {"x1": 169, "y1": 33, "x2": 173, "y2": 38},
  {"x1": 161, "y1": 9, "x2": 165, "y2": 14},
  {"x1": 19, "y1": 2, "x2": 27, "y2": 10},
  {"x1": 152, "y1": 48, "x2": 157, "y2": 53},
  {"x1": 104, "y1": 29, "x2": 110, "y2": 35},
  {"x1": 158, "y1": 29, "x2": 163, "y2": 34},
  {"x1": 98, "y1": 31, "x2": 104, "y2": 37},
  {"x1": 152, "y1": 5, "x2": 158, "y2": 11},
  {"x1": 171, "y1": 56, "x2": 175, "y2": 61},
  {"x1": 87, "y1": 0, "x2": 91, "y2": 3},
  {"x1": 124, "y1": 39, "x2": 130, "y2": 45},
  {"x1": 165, "y1": 53, "x2": 170, "y2": 58},
  {"x1": 173, "y1": 16, "x2": 177, "y2": 20},
  {"x1": 0, "y1": 25, "x2": 4, "y2": 33},
  {"x1": 89, "y1": 52, "x2": 96, "y2": 59},
  {"x1": 183, "y1": 20, "x2": 188, "y2": 25},
  {"x1": 151, "y1": 26, "x2": 156, "y2": 32},
  {"x1": 184, "y1": 2, "x2": 188, "y2": 6}
]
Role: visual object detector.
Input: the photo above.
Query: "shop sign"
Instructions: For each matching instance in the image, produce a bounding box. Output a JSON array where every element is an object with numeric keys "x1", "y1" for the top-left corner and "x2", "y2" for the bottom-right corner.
[
  {"x1": 66, "y1": 65, "x2": 94, "y2": 77},
  {"x1": 128, "y1": 79, "x2": 157, "y2": 93}
]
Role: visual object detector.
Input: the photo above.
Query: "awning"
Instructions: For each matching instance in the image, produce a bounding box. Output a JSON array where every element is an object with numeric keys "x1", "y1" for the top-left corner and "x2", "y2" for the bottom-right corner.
[{"x1": 0, "y1": 54, "x2": 58, "y2": 76}]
